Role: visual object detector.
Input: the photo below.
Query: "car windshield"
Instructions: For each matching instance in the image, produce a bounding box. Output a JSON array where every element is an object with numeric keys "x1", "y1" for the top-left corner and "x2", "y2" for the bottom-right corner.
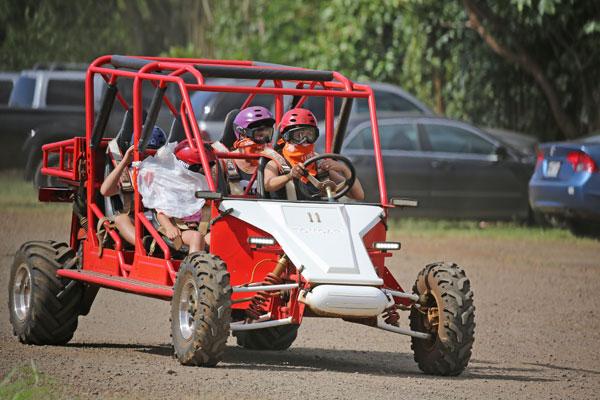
[
  {"x1": 9, "y1": 76, "x2": 36, "y2": 108},
  {"x1": 582, "y1": 134, "x2": 600, "y2": 144}
]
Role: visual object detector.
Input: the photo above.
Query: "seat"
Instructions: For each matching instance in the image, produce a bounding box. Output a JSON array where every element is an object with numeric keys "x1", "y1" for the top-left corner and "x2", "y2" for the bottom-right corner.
[
  {"x1": 104, "y1": 109, "x2": 140, "y2": 218},
  {"x1": 221, "y1": 108, "x2": 240, "y2": 149},
  {"x1": 147, "y1": 210, "x2": 189, "y2": 258}
]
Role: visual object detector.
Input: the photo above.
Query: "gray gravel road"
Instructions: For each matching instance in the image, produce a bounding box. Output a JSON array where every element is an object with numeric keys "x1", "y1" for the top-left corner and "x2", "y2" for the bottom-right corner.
[{"x1": 1, "y1": 209, "x2": 599, "y2": 399}]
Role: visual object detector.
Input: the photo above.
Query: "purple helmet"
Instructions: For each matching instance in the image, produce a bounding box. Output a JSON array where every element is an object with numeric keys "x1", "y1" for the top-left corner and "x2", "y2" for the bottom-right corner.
[{"x1": 233, "y1": 106, "x2": 275, "y2": 139}]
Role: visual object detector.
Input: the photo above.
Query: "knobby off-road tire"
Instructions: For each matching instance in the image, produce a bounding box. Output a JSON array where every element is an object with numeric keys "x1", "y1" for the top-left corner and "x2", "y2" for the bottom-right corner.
[
  {"x1": 409, "y1": 262, "x2": 475, "y2": 376},
  {"x1": 235, "y1": 325, "x2": 299, "y2": 351},
  {"x1": 171, "y1": 252, "x2": 232, "y2": 366},
  {"x1": 8, "y1": 241, "x2": 83, "y2": 345},
  {"x1": 568, "y1": 219, "x2": 600, "y2": 239}
]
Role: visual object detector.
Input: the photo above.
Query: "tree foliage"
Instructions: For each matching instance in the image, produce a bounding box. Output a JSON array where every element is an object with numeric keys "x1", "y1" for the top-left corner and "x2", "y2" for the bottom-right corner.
[{"x1": 0, "y1": 0, "x2": 598, "y2": 140}]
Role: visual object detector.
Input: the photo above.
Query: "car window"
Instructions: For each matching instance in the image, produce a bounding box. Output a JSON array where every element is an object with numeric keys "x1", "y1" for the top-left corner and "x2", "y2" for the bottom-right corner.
[
  {"x1": 0, "y1": 80, "x2": 14, "y2": 105},
  {"x1": 191, "y1": 91, "x2": 214, "y2": 116},
  {"x1": 207, "y1": 92, "x2": 273, "y2": 121},
  {"x1": 346, "y1": 123, "x2": 419, "y2": 151},
  {"x1": 355, "y1": 90, "x2": 422, "y2": 114},
  {"x1": 8, "y1": 76, "x2": 36, "y2": 107},
  {"x1": 423, "y1": 124, "x2": 495, "y2": 155},
  {"x1": 46, "y1": 79, "x2": 85, "y2": 107}
]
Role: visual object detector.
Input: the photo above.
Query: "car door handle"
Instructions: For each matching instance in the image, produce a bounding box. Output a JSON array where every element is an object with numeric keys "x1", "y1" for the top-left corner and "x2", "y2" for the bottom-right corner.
[{"x1": 430, "y1": 160, "x2": 447, "y2": 168}]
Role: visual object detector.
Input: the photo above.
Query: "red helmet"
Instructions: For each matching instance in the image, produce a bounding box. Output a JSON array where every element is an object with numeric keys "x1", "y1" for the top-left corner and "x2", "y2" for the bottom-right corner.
[
  {"x1": 174, "y1": 139, "x2": 215, "y2": 168},
  {"x1": 279, "y1": 108, "x2": 318, "y2": 133}
]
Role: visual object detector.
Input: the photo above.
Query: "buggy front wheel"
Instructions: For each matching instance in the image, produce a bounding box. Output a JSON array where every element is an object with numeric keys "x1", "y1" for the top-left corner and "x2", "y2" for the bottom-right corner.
[
  {"x1": 409, "y1": 262, "x2": 475, "y2": 376},
  {"x1": 171, "y1": 252, "x2": 232, "y2": 366}
]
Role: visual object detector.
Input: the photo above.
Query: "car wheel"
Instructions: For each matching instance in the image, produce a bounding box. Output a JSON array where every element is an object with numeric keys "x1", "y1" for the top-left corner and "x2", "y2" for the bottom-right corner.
[{"x1": 568, "y1": 219, "x2": 600, "y2": 239}]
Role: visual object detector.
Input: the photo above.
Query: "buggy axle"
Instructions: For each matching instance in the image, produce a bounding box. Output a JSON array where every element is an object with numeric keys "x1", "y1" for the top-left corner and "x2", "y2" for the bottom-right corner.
[
  {"x1": 233, "y1": 283, "x2": 298, "y2": 293},
  {"x1": 231, "y1": 316, "x2": 294, "y2": 331},
  {"x1": 376, "y1": 318, "x2": 432, "y2": 340}
]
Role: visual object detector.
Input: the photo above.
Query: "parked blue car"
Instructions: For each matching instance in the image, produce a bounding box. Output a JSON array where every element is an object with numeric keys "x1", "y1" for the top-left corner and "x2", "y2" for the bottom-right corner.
[{"x1": 529, "y1": 135, "x2": 600, "y2": 237}]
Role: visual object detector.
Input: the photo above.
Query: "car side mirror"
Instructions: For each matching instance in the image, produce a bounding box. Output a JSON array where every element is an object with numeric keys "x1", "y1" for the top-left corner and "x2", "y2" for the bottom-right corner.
[{"x1": 495, "y1": 145, "x2": 509, "y2": 161}]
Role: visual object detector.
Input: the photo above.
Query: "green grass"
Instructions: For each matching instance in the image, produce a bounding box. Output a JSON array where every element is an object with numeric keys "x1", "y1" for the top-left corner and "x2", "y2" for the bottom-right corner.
[
  {"x1": 0, "y1": 170, "x2": 69, "y2": 211},
  {"x1": 0, "y1": 361, "x2": 64, "y2": 400},
  {"x1": 389, "y1": 217, "x2": 578, "y2": 241}
]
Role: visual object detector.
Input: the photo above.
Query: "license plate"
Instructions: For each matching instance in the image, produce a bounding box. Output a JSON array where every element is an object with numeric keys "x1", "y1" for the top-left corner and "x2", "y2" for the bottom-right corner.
[{"x1": 546, "y1": 161, "x2": 561, "y2": 177}]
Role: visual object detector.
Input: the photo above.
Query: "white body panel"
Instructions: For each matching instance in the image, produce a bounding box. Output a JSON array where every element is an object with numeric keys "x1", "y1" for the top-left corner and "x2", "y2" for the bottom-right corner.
[
  {"x1": 302, "y1": 285, "x2": 390, "y2": 317},
  {"x1": 220, "y1": 200, "x2": 384, "y2": 285}
]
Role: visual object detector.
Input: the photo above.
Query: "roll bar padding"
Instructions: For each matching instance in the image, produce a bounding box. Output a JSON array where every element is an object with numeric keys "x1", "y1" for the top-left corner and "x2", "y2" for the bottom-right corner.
[{"x1": 110, "y1": 55, "x2": 334, "y2": 82}]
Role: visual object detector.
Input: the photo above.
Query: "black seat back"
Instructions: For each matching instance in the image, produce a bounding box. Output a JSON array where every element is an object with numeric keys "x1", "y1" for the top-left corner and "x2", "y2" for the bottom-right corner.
[
  {"x1": 168, "y1": 115, "x2": 186, "y2": 143},
  {"x1": 114, "y1": 109, "x2": 148, "y2": 152},
  {"x1": 221, "y1": 108, "x2": 240, "y2": 149}
]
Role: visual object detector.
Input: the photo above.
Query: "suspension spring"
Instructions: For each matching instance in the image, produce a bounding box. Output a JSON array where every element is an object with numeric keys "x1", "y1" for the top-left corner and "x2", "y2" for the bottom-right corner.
[{"x1": 245, "y1": 272, "x2": 284, "y2": 320}]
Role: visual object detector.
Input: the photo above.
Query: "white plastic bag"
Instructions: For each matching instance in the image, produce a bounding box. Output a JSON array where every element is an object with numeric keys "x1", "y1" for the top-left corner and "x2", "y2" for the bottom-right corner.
[{"x1": 137, "y1": 142, "x2": 208, "y2": 219}]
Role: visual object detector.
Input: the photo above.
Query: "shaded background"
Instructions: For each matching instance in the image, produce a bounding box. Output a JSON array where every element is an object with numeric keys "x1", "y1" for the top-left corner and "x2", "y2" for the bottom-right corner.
[{"x1": 1, "y1": 0, "x2": 599, "y2": 142}]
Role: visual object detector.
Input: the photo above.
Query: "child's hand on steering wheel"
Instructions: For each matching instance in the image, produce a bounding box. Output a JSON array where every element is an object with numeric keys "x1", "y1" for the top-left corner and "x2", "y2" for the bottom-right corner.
[
  {"x1": 290, "y1": 164, "x2": 306, "y2": 179},
  {"x1": 320, "y1": 159, "x2": 349, "y2": 175}
]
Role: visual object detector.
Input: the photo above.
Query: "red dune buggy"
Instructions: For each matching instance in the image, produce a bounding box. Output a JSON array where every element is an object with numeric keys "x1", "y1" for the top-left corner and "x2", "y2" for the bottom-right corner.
[{"x1": 8, "y1": 55, "x2": 474, "y2": 375}]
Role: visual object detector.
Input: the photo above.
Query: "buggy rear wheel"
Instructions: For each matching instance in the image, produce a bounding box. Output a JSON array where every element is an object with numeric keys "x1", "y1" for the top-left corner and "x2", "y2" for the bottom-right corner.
[
  {"x1": 409, "y1": 262, "x2": 475, "y2": 376},
  {"x1": 235, "y1": 325, "x2": 299, "y2": 351},
  {"x1": 8, "y1": 241, "x2": 83, "y2": 345},
  {"x1": 171, "y1": 252, "x2": 232, "y2": 366}
]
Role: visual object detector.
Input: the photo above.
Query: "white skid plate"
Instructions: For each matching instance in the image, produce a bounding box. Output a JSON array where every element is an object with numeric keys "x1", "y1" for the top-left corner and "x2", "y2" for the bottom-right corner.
[{"x1": 220, "y1": 200, "x2": 384, "y2": 285}]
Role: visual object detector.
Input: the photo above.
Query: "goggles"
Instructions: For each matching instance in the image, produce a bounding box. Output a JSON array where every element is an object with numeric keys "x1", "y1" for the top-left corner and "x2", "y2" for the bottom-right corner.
[
  {"x1": 245, "y1": 125, "x2": 274, "y2": 144},
  {"x1": 285, "y1": 126, "x2": 319, "y2": 144}
]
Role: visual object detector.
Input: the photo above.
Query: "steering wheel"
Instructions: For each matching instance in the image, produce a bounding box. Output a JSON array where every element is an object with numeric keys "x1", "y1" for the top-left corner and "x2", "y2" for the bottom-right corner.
[{"x1": 296, "y1": 153, "x2": 356, "y2": 201}]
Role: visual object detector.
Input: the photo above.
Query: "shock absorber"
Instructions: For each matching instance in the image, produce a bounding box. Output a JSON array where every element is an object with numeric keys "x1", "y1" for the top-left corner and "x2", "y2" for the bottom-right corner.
[
  {"x1": 382, "y1": 306, "x2": 400, "y2": 326},
  {"x1": 246, "y1": 255, "x2": 288, "y2": 320}
]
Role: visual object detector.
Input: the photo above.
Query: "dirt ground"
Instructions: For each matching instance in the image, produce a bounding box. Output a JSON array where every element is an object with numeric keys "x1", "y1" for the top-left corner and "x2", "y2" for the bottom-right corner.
[{"x1": 1, "y1": 208, "x2": 599, "y2": 399}]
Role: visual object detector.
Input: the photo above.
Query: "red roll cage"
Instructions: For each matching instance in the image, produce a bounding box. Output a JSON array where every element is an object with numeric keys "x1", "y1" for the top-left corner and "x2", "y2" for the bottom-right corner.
[
  {"x1": 84, "y1": 55, "x2": 387, "y2": 199},
  {"x1": 38, "y1": 55, "x2": 402, "y2": 301}
]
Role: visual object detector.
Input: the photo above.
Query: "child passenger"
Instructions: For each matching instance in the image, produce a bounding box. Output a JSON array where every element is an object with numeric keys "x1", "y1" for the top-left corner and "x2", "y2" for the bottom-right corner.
[
  {"x1": 101, "y1": 126, "x2": 167, "y2": 245},
  {"x1": 150, "y1": 139, "x2": 211, "y2": 254}
]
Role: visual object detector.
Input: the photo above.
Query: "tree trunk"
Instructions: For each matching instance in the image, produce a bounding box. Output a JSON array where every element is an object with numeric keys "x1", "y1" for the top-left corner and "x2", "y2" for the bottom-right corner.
[
  {"x1": 433, "y1": 68, "x2": 445, "y2": 115},
  {"x1": 463, "y1": 0, "x2": 578, "y2": 139}
]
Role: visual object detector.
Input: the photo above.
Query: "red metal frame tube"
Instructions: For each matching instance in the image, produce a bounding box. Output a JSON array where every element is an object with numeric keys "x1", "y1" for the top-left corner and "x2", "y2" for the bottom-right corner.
[
  {"x1": 85, "y1": 64, "x2": 98, "y2": 245},
  {"x1": 241, "y1": 79, "x2": 265, "y2": 109},
  {"x1": 214, "y1": 151, "x2": 265, "y2": 160},
  {"x1": 136, "y1": 212, "x2": 172, "y2": 261},
  {"x1": 57, "y1": 269, "x2": 173, "y2": 299},
  {"x1": 186, "y1": 85, "x2": 368, "y2": 99},
  {"x1": 325, "y1": 96, "x2": 334, "y2": 153},
  {"x1": 363, "y1": 85, "x2": 388, "y2": 205},
  {"x1": 274, "y1": 80, "x2": 283, "y2": 123}
]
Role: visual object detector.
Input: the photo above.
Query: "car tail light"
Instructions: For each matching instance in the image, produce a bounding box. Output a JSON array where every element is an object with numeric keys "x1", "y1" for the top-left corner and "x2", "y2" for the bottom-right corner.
[
  {"x1": 536, "y1": 150, "x2": 544, "y2": 167},
  {"x1": 566, "y1": 151, "x2": 598, "y2": 173}
]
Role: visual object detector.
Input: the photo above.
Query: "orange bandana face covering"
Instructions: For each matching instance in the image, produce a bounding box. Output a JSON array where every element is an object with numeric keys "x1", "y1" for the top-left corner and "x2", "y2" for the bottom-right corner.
[
  {"x1": 283, "y1": 143, "x2": 317, "y2": 177},
  {"x1": 234, "y1": 138, "x2": 265, "y2": 166}
]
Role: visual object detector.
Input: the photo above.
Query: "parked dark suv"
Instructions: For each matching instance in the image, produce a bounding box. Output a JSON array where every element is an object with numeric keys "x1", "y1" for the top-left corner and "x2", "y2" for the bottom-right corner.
[{"x1": 1, "y1": 67, "x2": 176, "y2": 186}]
